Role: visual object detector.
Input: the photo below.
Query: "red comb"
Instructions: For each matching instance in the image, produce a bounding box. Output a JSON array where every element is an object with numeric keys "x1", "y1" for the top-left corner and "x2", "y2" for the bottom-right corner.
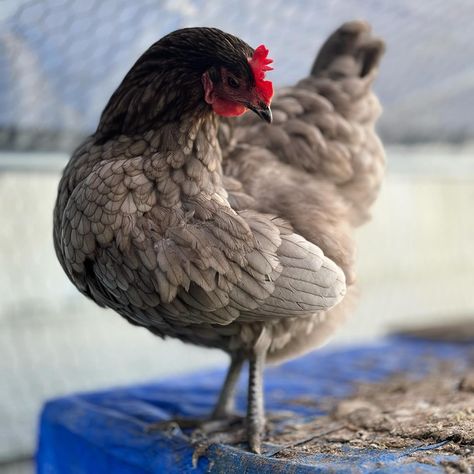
[{"x1": 249, "y1": 44, "x2": 274, "y2": 104}]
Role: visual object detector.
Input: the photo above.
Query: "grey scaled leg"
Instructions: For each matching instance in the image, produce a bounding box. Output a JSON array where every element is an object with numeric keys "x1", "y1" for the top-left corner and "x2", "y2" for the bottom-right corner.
[
  {"x1": 211, "y1": 354, "x2": 245, "y2": 419},
  {"x1": 247, "y1": 331, "x2": 270, "y2": 454}
]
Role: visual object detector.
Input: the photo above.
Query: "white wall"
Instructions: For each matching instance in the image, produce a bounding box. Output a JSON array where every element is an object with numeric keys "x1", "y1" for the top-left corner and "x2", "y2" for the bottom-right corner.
[{"x1": 351, "y1": 145, "x2": 474, "y2": 341}]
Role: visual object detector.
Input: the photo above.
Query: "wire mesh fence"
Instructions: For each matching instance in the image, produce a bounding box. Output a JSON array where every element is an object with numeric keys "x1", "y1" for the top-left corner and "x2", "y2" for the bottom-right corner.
[
  {"x1": 1, "y1": 0, "x2": 474, "y2": 467},
  {"x1": 2, "y1": 0, "x2": 474, "y2": 152}
]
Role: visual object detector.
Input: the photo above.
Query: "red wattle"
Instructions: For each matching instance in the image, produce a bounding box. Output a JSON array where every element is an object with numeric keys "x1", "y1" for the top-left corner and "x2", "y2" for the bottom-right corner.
[{"x1": 211, "y1": 98, "x2": 247, "y2": 117}]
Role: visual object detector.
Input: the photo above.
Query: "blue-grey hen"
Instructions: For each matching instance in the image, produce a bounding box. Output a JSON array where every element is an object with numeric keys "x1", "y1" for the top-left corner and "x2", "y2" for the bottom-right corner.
[{"x1": 54, "y1": 23, "x2": 384, "y2": 454}]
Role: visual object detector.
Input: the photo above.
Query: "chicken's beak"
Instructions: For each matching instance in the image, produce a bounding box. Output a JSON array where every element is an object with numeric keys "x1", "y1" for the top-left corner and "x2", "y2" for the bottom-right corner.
[{"x1": 249, "y1": 104, "x2": 272, "y2": 124}]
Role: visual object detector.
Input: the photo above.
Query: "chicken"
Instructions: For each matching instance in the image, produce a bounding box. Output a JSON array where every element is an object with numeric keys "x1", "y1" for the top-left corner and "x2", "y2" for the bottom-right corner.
[{"x1": 53, "y1": 24, "x2": 384, "y2": 455}]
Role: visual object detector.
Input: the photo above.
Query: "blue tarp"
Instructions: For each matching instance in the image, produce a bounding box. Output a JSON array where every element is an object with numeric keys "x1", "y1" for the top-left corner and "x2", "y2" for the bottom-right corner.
[{"x1": 37, "y1": 336, "x2": 472, "y2": 473}]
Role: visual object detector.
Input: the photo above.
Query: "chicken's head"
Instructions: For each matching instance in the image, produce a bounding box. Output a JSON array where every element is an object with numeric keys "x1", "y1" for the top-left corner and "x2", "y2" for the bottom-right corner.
[
  {"x1": 97, "y1": 28, "x2": 275, "y2": 138},
  {"x1": 202, "y1": 44, "x2": 274, "y2": 123}
]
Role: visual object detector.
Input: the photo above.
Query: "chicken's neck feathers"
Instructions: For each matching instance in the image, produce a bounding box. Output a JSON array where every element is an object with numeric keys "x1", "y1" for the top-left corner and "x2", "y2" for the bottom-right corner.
[
  {"x1": 152, "y1": 112, "x2": 226, "y2": 200},
  {"x1": 96, "y1": 52, "x2": 211, "y2": 141}
]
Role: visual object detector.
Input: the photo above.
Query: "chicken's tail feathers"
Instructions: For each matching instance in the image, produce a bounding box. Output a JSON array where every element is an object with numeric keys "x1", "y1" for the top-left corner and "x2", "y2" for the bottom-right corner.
[{"x1": 311, "y1": 20, "x2": 385, "y2": 80}]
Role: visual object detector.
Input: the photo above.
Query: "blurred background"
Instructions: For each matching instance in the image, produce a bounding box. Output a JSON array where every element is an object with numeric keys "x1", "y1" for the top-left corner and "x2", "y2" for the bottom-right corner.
[{"x1": 1, "y1": 0, "x2": 473, "y2": 472}]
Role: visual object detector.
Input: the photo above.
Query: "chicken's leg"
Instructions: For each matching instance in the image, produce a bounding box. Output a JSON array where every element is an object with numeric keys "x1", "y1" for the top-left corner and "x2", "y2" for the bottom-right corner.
[
  {"x1": 247, "y1": 349, "x2": 266, "y2": 453},
  {"x1": 193, "y1": 335, "x2": 270, "y2": 455},
  {"x1": 211, "y1": 354, "x2": 244, "y2": 418},
  {"x1": 148, "y1": 331, "x2": 272, "y2": 456},
  {"x1": 246, "y1": 327, "x2": 271, "y2": 454}
]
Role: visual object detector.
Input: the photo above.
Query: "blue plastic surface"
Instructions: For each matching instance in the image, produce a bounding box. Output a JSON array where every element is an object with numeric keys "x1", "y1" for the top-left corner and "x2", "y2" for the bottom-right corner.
[{"x1": 37, "y1": 337, "x2": 472, "y2": 473}]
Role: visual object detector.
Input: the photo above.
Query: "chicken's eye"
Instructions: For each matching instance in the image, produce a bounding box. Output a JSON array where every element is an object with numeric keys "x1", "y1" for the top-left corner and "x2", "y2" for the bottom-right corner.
[{"x1": 227, "y1": 77, "x2": 240, "y2": 89}]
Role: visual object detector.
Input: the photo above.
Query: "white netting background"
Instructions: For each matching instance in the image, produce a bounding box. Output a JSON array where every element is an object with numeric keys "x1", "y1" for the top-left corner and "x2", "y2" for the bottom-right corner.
[{"x1": 1, "y1": 0, "x2": 474, "y2": 150}]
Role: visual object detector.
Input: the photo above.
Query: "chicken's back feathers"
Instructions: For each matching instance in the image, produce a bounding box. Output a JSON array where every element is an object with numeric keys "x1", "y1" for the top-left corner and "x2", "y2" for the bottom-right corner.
[{"x1": 223, "y1": 21, "x2": 385, "y2": 227}]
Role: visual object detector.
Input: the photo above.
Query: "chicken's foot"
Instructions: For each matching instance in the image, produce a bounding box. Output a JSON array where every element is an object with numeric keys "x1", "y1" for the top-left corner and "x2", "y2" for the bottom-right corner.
[
  {"x1": 148, "y1": 329, "x2": 273, "y2": 456},
  {"x1": 145, "y1": 353, "x2": 245, "y2": 434}
]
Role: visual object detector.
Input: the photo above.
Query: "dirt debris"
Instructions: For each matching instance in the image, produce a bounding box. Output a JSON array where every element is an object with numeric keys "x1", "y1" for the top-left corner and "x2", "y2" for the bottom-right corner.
[{"x1": 266, "y1": 362, "x2": 474, "y2": 472}]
